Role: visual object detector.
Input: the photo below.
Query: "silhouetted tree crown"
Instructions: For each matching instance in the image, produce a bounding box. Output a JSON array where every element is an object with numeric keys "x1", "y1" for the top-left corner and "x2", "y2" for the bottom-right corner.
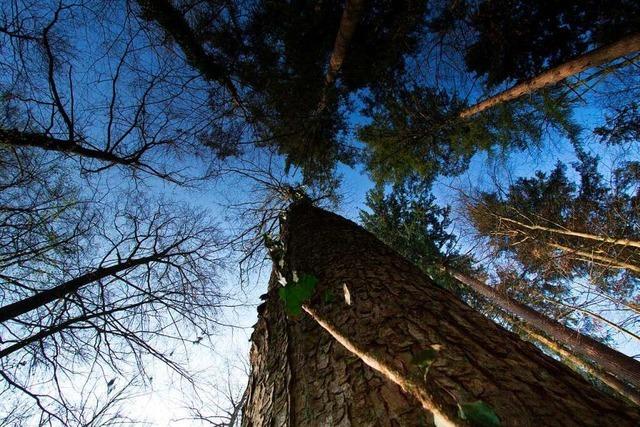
[{"x1": 431, "y1": 0, "x2": 640, "y2": 86}]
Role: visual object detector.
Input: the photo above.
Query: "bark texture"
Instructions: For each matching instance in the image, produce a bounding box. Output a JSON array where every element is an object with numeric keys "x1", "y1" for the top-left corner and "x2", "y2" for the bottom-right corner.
[
  {"x1": 242, "y1": 272, "x2": 430, "y2": 426},
  {"x1": 242, "y1": 201, "x2": 639, "y2": 426},
  {"x1": 460, "y1": 32, "x2": 640, "y2": 118}
]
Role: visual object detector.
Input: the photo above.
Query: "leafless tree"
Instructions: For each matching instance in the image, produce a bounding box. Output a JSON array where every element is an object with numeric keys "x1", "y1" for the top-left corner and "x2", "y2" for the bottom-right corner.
[
  {"x1": 0, "y1": 372, "x2": 141, "y2": 426},
  {"x1": 217, "y1": 153, "x2": 341, "y2": 285},
  {"x1": 0, "y1": 0, "x2": 236, "y2": 185},
  {"x1": 0, "y1": 163, "x2": 227, "y2": 424},
  {"x1": 176, "y1": 354, "x2": 249, "y2": 427}
]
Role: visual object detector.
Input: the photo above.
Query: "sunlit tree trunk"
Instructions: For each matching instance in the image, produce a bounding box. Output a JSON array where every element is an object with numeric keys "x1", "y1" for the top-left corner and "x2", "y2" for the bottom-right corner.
[
  {"x1": 545, "y1": 241, "x2": 640, "y2": 273},
  {"x1": 460, "y1": 33, "x2": 640, "y2": 118},
  {"x1": 485, "y1": 213, "x2": 640, "y2": 272},
  {"x1": 324, "y1": 0, "x2": 366, "y2": 87},
  {"x1": 445, "y1": 267, "x2": 640, "y2": 390},
  {"x1": 516, "y1": 323, "x2": 640, "y2": 406},
  {"x1": 477, "y1": 208, "x2": 640, "y2": 273},
  {"x1": 492, "y1": 216, "x2": 640, "y2": 250},
  {"x1": 316, "y1": 0, "x2": 366, "y2": 113},
  {"x1": 242, "y1": 201, "x2": 639, "y2": 426}
]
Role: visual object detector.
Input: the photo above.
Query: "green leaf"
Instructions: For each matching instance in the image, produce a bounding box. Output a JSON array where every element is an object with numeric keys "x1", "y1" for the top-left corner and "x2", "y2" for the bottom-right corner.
[
  {"x1": 278, "y1": 274, "x2": 318, "y2": 316},
  {"x1": 458, "y1": 401, "x2": 501, "y2": 427},
  {"x1": 411, "y1": 348, "x2": 439, "y2": 369}
]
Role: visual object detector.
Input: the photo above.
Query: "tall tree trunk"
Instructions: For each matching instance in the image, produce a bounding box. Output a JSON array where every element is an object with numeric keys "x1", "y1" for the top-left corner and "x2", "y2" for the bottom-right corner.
[
  {"x1": 242, "y1": 201, "x2": 639, "y2": 426},
  {"x1": 494, "y1": 215, "x2": 640, "y2": 250},
  {"x1": 316, "y1": 0, "x2": 366, "y2": 113},
  {"x1": 515, "y1": 323, "x2": 640, "y2": 407},
  {"x1": 445, "y1": 267, "x2": 640, "y2": 391},
  {"x1": 459, "y1": 33, "x2": 640, "y2": 118},
  {"x1": 242, "y1": 271, "x2": 429, "y2": 426},
  {"x1": 324, "y1": 0, "x2": 366, "y2": 87},
  {"x1": 547, "y1": 299, "x2": 640, "y2": 343}
]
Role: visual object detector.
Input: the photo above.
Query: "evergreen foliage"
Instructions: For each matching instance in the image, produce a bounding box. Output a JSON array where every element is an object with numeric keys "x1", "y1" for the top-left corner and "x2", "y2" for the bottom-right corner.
[
  {"x1": 358, "y1": 86, "x2": 578, "y2": 185},
  {"x1": 158, "y1": 0, "x2": 428, "y2": 183},
  {"x1": 594, "y1": 102, "x2": 640, "y2": 146},
  {"x1": 431, "y1": 0, "x2": 640, "y2": 86},
  {"x1": 360, "y1": 179, "x2": 474, "y2": 291},
  {"x1": 468, "y1": 150, "x2": 640, "y2": 300}
]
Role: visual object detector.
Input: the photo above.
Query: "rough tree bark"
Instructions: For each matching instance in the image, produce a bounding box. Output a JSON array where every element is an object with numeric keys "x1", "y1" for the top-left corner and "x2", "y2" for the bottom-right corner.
[
  {"x1": 460, "y1": 33, "x2": 640, "y2": 118},
  {"x1": 242, "y1": 200, "x2": 639, "y2": 426},
  {"x1": 242, "y1": 270, "x2": 428, "y2": 426}
]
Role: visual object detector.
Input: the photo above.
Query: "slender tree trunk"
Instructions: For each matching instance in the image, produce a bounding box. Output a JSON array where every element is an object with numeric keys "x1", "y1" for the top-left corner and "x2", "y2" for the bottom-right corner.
[
  {"x1": 0, "y1": 254, "x2": 161, "y2": 323},
  {"x1": 242, "y1": 201, "x2": 639, "y2": 426},
  {"x1": 546, "y1": 298, "x2": 640, "y2": 342},
  {"x1": 460, "y1": 33, "x2": 640, "y2": 118},
  {"x1": 324, "y1": 0, "x2": 366, "y2": 87},
  {"x1": 495, "y1": 215, "x2": 640, "y2": 250},
  {"x1": 316, "y1": 0, "x2": 366, "y2": 113},
  {"x1": 229, "y1": 387, "x2": 249, "y2": 427},
  {"x1": 516, "y1": 323, "x2": 640, "y2": 407},
  {"x1": 546, "y1": 241, "x2": 640, "y2": 273},
  {"x1": 445, "y1": 267, "x2": 640, "y2": 391}
]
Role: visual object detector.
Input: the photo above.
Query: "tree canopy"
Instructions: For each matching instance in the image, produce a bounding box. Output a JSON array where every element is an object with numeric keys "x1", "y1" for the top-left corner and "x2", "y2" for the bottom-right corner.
[{"x1": 430, "y1": 0, "x2": 640, "y2": 86}]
